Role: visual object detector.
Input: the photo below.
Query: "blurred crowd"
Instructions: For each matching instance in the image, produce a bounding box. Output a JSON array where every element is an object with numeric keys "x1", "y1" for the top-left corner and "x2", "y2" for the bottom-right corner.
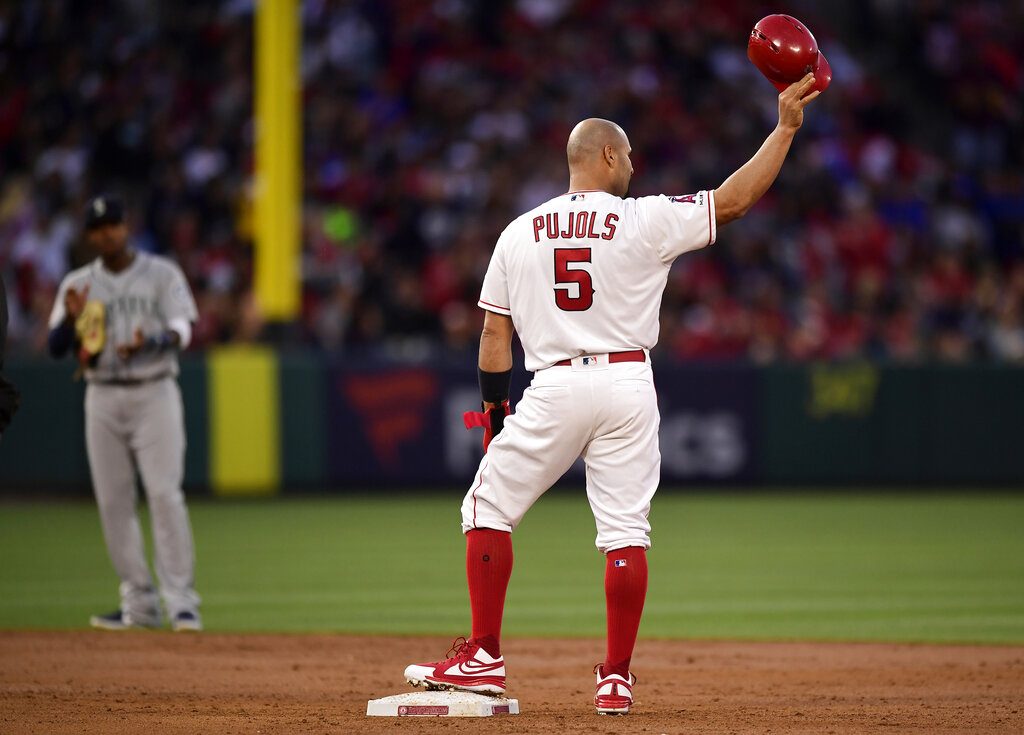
[{"x1": 2, "y1": 0, "x2": 1023, "y2": 363}]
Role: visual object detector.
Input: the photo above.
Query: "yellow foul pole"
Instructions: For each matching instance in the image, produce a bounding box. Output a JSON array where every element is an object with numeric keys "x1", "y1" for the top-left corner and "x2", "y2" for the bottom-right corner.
[{"x1": 254, "y1": 0, "x2": 300, "y2": 320}]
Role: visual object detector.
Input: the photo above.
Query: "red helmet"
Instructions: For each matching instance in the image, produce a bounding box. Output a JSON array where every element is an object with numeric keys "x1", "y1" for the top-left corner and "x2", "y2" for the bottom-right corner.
[{"x1": 747, "y1": 14, "x2": 831, "y2": 94}]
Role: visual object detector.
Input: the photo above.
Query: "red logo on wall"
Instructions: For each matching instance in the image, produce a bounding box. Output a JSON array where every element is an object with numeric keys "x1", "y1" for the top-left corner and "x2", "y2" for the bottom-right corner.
[{"x1": 343, "y1": 370, "x2": 439, "y2": 465}]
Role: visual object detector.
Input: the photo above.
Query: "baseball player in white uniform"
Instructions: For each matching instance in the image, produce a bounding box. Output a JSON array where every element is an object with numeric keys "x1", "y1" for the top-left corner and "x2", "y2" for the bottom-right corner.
[
  {"x1": 48, "y1": 195, "x2": 202, "y2": 632},
  {"x1": 405, "y1": 75, "x2": 820, "y2": 713}
]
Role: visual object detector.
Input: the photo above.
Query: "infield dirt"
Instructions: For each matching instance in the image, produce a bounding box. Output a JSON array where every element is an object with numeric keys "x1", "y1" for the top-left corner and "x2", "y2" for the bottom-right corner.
[{"x1": 1, "y1": 632, "x2": 1022, "y2": 733}]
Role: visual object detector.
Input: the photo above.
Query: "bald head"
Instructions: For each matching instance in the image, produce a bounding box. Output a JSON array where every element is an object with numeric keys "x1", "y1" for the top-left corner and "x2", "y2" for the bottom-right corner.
[
  {"x1": 566, "y1": 118, "x2": 633, "y2": 197},
  {"x1": 567, "y1": 118, "x2": 628, "y2": 168}
]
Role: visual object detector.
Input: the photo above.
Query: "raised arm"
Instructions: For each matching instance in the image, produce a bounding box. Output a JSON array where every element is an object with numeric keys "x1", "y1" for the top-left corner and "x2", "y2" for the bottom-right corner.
[{"x1": 714, "y1": 73, "x2": 820, "y2": 226}]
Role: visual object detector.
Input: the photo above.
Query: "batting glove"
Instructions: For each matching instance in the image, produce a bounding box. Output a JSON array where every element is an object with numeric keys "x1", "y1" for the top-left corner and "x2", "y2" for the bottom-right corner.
[{"x1": 463, "y1": 400, "x2": 510, "y2": 452}]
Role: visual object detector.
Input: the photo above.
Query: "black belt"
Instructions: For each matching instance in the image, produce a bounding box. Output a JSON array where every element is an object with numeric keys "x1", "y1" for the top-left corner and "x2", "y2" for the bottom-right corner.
[
  {"x1": 91, "y1": 373, "x2": 171, "y2": 387},
  {"x1": 552, "y1": 349, "x2": 646, "y2": 367}
]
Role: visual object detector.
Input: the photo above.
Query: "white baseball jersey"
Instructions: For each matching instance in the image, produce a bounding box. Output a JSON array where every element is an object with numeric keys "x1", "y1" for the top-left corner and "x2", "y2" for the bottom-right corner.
[
  {"x1": 478, "y1": 189, "x2": 717, "y2": 371},
  {"x1": 464, "y1": 187, "x2": 718, "y2": 552}
]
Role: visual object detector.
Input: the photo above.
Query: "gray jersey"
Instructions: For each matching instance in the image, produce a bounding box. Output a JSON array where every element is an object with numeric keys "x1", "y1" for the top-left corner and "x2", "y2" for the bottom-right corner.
[{"x1": 49, "y1": 252, "x2": 198, "y2": 382}]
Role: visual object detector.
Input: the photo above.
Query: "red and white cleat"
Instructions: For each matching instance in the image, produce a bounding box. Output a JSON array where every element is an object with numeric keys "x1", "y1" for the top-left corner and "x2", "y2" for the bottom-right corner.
[
  {"x1": 594, "y1": 664, "x2": 635, "y2": 715},
  {"x1": 404, "y1": 637, "x2": 506, "y2": 695}
]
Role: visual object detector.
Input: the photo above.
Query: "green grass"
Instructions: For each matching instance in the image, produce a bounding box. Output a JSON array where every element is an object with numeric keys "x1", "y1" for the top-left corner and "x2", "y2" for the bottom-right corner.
[{"x1": 1, "y1": 492, "x2": 1022, "y2": 643}]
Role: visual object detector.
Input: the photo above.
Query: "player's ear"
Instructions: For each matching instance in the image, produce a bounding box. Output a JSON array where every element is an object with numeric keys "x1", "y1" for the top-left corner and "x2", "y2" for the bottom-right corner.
[{"x1": 603, "y1": 144, "x2": 616, "y2": 168}]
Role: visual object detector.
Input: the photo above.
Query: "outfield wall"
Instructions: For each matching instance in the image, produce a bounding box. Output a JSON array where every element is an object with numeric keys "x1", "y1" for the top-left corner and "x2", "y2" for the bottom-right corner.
[{"x1": 2, "y1": 352, "x2": 1022, "y2": 493}]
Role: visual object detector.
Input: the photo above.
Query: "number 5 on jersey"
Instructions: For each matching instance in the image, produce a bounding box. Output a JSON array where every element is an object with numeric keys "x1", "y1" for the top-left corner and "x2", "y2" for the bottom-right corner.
[{"x1": 554, "y1": 248, "x2": 594, "y2": 311}]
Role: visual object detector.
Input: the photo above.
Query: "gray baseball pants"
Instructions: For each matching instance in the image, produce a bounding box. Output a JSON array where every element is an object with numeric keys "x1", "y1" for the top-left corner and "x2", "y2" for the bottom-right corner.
[{"x1": 85, "y1": 378, "x2": 200, "y2": 622}]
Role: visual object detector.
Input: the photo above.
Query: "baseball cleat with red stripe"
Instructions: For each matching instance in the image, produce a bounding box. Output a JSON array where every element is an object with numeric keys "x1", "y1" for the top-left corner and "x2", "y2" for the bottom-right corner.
[
  {"x1": 404, "y1": 637, "x2": 506, "y2": 695},
  {"x1": 594, "y1": 664, "x2": 636, "y2": 714}
]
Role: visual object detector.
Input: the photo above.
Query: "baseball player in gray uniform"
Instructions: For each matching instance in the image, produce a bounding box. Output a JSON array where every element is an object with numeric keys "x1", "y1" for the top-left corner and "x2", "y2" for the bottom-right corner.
[{"x1": 48, "y1": 195, "x2": 201, "y2": 632}]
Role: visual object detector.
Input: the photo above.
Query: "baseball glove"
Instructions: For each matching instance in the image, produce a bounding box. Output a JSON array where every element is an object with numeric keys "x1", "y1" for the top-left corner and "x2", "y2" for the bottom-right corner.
[{"x1": 75, "y1": 299, "x2": 106, "y2": 373}]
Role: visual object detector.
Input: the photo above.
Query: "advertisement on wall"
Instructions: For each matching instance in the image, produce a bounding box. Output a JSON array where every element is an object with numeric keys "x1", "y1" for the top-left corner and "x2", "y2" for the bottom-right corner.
[
  {"x1": 5, "y1": 354, "x2": 1023, "y2": 491},
  {"x1": 326, "y1": 364, "x2": 757, "y2": 486}
]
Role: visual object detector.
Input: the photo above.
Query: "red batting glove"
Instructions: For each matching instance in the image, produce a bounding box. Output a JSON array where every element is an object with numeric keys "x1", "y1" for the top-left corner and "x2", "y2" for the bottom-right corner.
[{"x1": 463, "y1": 399, "x2": 510, "y2": 452}]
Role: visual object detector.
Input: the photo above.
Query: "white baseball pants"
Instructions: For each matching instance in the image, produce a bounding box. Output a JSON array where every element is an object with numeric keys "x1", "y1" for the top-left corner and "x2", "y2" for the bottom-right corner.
[{"x1": 461, "y1": 355, "x2": 660, "y2": 552}]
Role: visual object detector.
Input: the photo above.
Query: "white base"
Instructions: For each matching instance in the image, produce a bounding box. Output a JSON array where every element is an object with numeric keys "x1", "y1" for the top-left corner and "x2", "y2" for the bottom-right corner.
[{"x1": 366, "y1": 691, "x2": 520, "y2": 717}]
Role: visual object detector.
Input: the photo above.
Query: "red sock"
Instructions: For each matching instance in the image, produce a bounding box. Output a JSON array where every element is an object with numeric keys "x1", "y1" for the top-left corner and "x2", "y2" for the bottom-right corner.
[
  {"x1": 604, "y1": 546, "x2": 648, "y2": 678},
  {"x1": 466, "y1": 528, "x2": 513, "y2": 659}
]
